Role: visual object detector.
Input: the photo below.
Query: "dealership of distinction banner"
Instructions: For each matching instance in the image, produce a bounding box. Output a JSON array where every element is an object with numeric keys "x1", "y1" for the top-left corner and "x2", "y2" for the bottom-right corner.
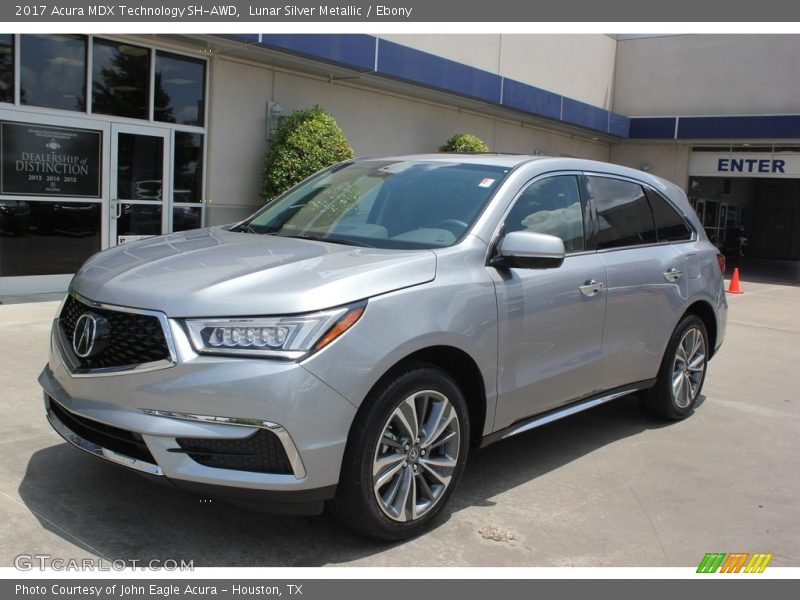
[{"x1": 0, "y1": 122, "x2": 102, "y2": 198}]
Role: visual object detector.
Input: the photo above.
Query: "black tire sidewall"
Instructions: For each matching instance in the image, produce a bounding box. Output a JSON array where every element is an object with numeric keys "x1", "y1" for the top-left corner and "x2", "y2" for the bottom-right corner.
[
  {"x1": 659, "y1": 315, "x2": 709, "y2": 418},
  {"x1": 340, "y1": 365, "x2": 470, "y2": 540}
]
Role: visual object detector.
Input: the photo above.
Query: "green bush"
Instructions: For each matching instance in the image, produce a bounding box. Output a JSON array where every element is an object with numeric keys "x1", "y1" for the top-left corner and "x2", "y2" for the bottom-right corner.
[
  {"x1": 262, "y1": 106, "x2": 353, "y2": 200},
  {"x1": 438, "y1": 133, "x2": 490, "y2": 153}
]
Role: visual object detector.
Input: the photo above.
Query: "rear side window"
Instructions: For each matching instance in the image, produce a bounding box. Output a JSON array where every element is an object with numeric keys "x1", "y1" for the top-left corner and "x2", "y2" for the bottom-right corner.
[
  {"x1": 645, "y1": 189, "x2": 693, "y2": 242},
  {"x1": 504, "y1": 175, "x2": 585, "y2": 252},
  {"x1": 587, "y1": 176, "x2": 656, "y2": 249}
]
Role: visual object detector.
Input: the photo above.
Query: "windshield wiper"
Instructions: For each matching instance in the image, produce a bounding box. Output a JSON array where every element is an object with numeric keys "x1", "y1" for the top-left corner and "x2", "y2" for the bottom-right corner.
[
  {"x1": 236, "y1": 223, "x2": 260, "y2": 234},
  {"x1": 280, "y1": 233, "x2": 376, "y2": 248}
]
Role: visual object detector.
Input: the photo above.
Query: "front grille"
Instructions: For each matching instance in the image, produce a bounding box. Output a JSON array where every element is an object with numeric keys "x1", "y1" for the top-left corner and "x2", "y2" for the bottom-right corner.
[
  {"x1": 175, "y1": 430, "x2": 293, "y2": 474},
  {"x1": 47, "y1": 396, "x2": 156, "y2": 465},
  {"x1": 59, "y1": 295, "x2": 170, "y2": 370}
]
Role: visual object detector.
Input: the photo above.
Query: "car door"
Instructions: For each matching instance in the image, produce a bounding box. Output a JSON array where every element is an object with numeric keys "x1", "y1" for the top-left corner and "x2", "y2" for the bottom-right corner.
[
  {"x1": 585, "y1": 175, "x2": 690, "y2": 389},
  {"x1": 490, "y1": 174, "x2": 608, "y2": 431}
]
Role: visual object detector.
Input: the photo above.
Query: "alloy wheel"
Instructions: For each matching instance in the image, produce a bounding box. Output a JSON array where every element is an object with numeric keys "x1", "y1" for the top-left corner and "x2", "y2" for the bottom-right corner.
[
  {"x1": 372, "y1": 390, "x2": 461, "y2": 522},
  {"x1": 671, "y1": 327, "x2": 706, "y2": 409}
]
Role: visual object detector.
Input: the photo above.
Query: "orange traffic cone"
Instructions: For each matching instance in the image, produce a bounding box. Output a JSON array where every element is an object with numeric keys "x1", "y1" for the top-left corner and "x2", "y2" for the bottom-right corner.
[{"x1": 727, "y1": 267, "x2": 743, "y2": 294}]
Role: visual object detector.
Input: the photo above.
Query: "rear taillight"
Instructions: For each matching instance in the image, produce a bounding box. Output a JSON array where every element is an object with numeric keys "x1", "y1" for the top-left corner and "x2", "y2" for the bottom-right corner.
[{"x1": 716, "y1": 253, "x2": 726, "y2": 274}]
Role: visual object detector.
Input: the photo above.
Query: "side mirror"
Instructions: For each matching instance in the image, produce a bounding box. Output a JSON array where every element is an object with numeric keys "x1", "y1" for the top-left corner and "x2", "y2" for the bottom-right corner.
[{"x1": 491, "y1": 231, "x2": 566, "y2": 269}]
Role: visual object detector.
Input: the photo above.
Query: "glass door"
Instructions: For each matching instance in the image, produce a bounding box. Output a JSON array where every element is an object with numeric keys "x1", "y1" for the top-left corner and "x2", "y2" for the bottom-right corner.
[
  {"x1": 0, "y1": 110, "x2": 109, "y2": 297},
  {"x1": 110, "y1": 123, "x2": 170, "y2": 245}
]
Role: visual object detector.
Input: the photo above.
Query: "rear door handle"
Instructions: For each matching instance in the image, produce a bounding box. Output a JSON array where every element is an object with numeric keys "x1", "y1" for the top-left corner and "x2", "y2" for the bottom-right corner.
[
  {"x1": 579, "y1": 279, "x2": 606, "y2": 296},
  {"x1": 663, "y1": 267, "x2": 684, "y2": 282}
]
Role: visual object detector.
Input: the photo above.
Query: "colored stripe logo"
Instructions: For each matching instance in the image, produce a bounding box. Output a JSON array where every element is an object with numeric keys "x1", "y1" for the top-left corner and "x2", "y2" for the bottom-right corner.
[{"x1": 697, "y1": 553, "x2": 773, "y2": 573}]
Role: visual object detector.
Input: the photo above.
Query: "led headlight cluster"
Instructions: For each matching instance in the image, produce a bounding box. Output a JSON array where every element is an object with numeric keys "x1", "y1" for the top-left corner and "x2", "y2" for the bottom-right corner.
[
  {"x1": 185, "y1": 303, "x2": 365, "y2": 359},
  {"x1": 207, "y1": 325, "x2": 289, "y2": 348}
]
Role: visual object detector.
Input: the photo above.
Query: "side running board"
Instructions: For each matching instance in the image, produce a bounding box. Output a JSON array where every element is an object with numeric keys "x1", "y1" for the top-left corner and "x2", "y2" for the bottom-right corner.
[{"x1": 480, "y1": 380, "x2": 655, "y2": 448}]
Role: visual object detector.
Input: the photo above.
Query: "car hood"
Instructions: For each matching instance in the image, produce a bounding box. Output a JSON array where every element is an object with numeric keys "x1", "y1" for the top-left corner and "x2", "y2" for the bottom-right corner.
[{"x1": 71, "y1": 227, "x2": 437, "y2": 317}]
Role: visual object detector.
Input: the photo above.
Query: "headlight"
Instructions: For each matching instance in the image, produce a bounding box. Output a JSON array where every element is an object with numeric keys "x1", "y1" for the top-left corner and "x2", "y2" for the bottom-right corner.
[{"x1": 185, "y1": 303, "x2": 365, "y2": 360}]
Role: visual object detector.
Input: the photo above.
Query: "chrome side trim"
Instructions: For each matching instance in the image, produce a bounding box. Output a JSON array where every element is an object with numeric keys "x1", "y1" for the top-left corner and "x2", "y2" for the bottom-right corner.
[
  {"x1": 140, "y1": 409, "x2": 307, "y2": 479},
  {"x1": 46, "y1": 401, "x2": 164, "y2": 476},
  {"x1": 501, "y1": 388, "x2": 635, "y2": 440},
  {"x1": 56, "y1": 291, "x2": 178, "y2": 378}
]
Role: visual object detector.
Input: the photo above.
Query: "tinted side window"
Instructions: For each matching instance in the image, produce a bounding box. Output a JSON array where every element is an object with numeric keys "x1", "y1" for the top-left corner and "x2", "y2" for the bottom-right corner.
[
  {"x1": 645, "y1": 188, "x2": 693, "y2": 242},
  {"x1": 504, "y1": 175, "x2": 585, "y2": 252},
  {"x1": 588, "y1": 176, "x2": 656, "y2": 249}
]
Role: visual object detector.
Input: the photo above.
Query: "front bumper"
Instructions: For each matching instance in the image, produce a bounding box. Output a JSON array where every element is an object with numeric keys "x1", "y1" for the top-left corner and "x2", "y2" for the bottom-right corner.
[{"x1": 40, "y1": 312, "x2": 358, "y2": 514}]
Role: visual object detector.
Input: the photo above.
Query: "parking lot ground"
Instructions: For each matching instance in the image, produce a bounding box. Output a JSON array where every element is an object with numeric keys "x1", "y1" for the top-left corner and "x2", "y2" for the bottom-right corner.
[{"x1": 0, "y1": 282, "x2": 798, "y2": 568}]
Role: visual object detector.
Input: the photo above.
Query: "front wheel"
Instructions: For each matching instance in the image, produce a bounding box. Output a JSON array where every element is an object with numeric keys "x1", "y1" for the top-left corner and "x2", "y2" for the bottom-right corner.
[
  {"x1": 640, "y1": 315, "x2": 709, "y2": 420},
  {"x1": 332, "y1": 364, "x2": 470, "y2": 541}
]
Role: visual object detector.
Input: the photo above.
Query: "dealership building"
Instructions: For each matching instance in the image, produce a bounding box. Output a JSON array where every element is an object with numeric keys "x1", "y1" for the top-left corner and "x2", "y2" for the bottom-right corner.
[{"x1": 1, "y1": 32, "x2": 799, "y2": 296}]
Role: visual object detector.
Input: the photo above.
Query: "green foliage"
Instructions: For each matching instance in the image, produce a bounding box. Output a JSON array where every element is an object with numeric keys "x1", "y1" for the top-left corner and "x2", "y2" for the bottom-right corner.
[
  {"x1": 262, "y1": 106, "x2": 353, "y2": 200},
  {"x1": 438, "y1": 133, "x2": 490, "y2": 153}
]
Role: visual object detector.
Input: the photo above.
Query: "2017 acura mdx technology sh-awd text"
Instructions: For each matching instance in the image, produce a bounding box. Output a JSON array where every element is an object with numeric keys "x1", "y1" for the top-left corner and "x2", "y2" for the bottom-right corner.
[{"x1": 40, "y1": 155, "x2": 727, "y2": 540}]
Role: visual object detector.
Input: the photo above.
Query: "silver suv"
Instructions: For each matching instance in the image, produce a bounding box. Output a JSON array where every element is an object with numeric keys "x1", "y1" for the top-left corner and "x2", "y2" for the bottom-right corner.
[{"x1": 40, "y1": 155, "x2": 727, "y2": 540}]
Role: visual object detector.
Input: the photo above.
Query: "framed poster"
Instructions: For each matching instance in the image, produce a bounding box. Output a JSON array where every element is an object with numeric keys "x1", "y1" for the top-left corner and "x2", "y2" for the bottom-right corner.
[{"x1": 1, "y1": 121, "x2": 102, "y2": 198}]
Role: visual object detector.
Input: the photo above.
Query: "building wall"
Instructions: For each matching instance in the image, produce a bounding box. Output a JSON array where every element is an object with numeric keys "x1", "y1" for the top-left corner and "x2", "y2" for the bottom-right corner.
[
  {"x1": 206, "y1": 57, "x2": 274, "y2": 225},
  {"x1": 199, "y1": 34, "x2": 800, "y2": 229},
  {"x1": 608, "y1": 142, "x2": 691, "y2": 188},
  {"x1": 205, "y1": 55, "x2": 611, "y2": 225},
  {"x1": 381, "y1": 34, "x2": 618, "y2": 109},
  {"x1": 614, "y1": 34, "x2": 800, "y2": 116}
]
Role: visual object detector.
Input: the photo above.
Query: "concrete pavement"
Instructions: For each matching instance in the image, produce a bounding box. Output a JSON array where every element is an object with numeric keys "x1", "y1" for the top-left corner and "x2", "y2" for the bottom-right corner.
[{"x1": 0, "y1": 282, "x2": 797, "y2": 567}]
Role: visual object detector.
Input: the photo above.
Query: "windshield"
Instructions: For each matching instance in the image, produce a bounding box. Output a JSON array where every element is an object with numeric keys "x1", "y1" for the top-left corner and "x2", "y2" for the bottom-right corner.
[{"x1": 238, "y1": 159, "x2": 510, "y2": 249}]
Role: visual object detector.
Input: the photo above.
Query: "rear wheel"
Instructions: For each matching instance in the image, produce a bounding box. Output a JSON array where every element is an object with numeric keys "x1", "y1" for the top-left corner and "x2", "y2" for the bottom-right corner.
[
  {"x1": 333, "y1": 364, "x2": 469, "y2": 540},
  {"x1": 640, "y1": 315, "x2": 708, "y2": 420}
]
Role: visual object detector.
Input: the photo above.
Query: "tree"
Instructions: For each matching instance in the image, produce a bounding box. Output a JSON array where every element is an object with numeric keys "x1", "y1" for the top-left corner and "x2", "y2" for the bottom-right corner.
[
  {"x1": 438, "y1": 133, "x2": 490, "y2": 153},
  {"x1": 262, "y1": 106, "x2": 353, "y2": 200}
]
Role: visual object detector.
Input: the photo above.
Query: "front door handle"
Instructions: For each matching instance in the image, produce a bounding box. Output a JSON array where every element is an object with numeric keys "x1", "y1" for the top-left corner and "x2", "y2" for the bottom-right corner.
[
  {"x1": 663, "y1": 267, "x2": 684, "y2": 282},
  {"x1": 579, "y1": 279, "x2": 606, "y2": 296}
]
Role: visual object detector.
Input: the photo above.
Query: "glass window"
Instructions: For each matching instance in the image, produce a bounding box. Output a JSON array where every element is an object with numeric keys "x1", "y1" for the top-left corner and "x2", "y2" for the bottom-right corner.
[
  {"x1": 0, "y1": 200, "x2": 101, "y2": 276},
  {"x1": 116, "y1": 133, "x2": 164, "y2": 201},
  {"x1": 173, "y1": 132, "x2": 203, "y2": 202},
  {"x1": 117, "y1": 204, "x2": 162, "y2": 238},
  {"x1": 173, "y1": 206, "x2": 202, "y2": 232},
  {"x1": 92, "y1": 38, "x2": 150, "y2": 120},
  {"x1": 0, "y1": 35, "x2": 13, "y2": 104},
  {"x1": 504, "y1": 175, "x2": 585, "y2": 252},
  {"x1": 20, "y1": 34, "x2": 86, "y2": 112},
  {"x1": 242, "y1": 160, "x2": 510, "y2": 249},
  {"x1": 154, "y1": 51, "x2": 205, "y2": 126},
  {"x1": 588, "y1": 176, "x2": 656, "y2": 249},
  {"x1": 645, "y1": 189, "x2": 693, "y2": 242}
]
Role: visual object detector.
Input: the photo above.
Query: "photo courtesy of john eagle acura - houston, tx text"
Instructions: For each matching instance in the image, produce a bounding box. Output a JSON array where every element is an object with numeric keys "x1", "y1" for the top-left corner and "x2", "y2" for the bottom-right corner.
[{"x1": 39, "y1": 154, "x2": 727, "y2": 540}]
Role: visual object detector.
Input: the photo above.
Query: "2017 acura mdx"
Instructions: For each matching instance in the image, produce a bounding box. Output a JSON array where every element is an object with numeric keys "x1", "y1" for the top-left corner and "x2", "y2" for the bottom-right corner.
[{"x1": 40, "y1": 155, "x2": 727, "y2": 540}]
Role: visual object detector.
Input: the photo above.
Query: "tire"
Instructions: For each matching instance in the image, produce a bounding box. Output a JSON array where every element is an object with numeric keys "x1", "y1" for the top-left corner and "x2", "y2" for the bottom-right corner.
[
  {"x1": 332, "y1": 362, "x2": 470, "y2": 541},
  {"x1": 640, "y1": 315, "x2": 709, "y2": 420}
]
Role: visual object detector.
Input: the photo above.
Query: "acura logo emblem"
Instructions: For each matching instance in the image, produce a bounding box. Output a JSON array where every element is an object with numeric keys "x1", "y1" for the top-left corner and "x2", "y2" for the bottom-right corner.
[{"x1": 72, "y1": 313, "x2": 108, "y2": 358}]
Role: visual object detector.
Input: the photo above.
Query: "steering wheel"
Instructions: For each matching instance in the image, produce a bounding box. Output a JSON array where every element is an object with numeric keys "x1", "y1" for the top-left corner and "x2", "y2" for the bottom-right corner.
[{"x1": 434, "y1": 219, "x2": 469, "y2": 236}]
